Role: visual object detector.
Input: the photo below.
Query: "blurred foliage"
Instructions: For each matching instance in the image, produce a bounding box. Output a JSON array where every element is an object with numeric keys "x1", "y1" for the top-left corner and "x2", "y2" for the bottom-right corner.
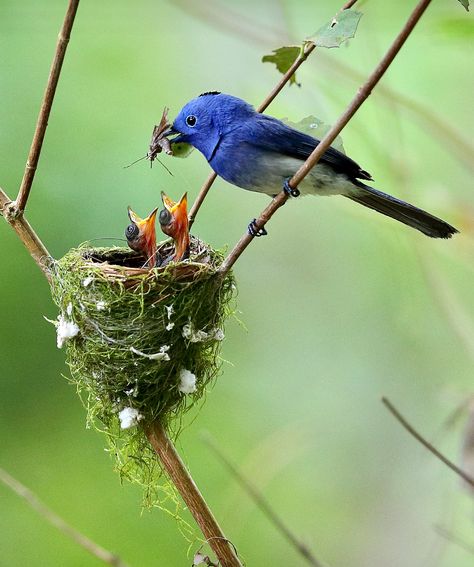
[{"x1": 1, "y1": 0, "x2": 473, "y2": 566}]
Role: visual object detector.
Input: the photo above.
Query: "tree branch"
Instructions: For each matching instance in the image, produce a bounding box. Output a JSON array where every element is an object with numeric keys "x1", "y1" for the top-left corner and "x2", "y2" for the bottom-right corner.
[
  {"x1": 382, "y1": 397, "x2": 474, "y2": 488},
  {"x1": 203, "y1": 434, "x2": 325, "y2": 567},
  {"x1": 188, "y1": 0, "x2": 359, "y2": 227},
  {"x1": 0, "y1": 187, "x2": 52, "y2": 281},
  {"x1": 3, "y1": 4, "x2": 240, "y2": 563},
  {"x1": 176, "y1": 0, "x2": 473, "y2": 176},
  {"x1": 0, "y1": 467, "x2": 129, "y2": 567},
  {"x1": 146, "y1": 423, "x2": 242, "y2": 567},
  {"x1": 435, "y1": 525, "x2": 474, "y2": 557},
  {"x1": 13, "y1": 0, "x2": 80, "y2": 216},
  {"x1": 218, "y1": 0, "x2": 434, "y2": 276}
]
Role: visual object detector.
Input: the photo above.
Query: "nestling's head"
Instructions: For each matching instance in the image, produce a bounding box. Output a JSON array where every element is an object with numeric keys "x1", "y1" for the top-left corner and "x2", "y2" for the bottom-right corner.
[
  {"x1": 159, "y1": 191, "x2": 190, "y2": 262},
  {"x1": 126, "y1": 206, "x2": 158, "y2": 268},
  {"x1": 166, "y1": 92, "x2": 255, "y2": 160}
]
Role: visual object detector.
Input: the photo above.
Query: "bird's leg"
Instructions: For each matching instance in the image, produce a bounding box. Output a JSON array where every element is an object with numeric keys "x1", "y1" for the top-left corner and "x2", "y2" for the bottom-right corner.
[
  {"x1": 248, "y1": 218, "x2": 267, "y2": 237},
  {"x1": 283, "y1": 177, "x2": 300, "y2": 198}
]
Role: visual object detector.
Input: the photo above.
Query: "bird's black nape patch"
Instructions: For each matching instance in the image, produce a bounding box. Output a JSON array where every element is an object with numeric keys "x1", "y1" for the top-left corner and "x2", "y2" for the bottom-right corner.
[{"x1": 199, "y1": 91, "x2": 221, "y2": 97}]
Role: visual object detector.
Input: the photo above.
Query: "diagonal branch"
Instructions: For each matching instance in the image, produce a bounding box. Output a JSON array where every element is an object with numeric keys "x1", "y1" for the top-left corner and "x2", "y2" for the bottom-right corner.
[
  {"x1": 203, "y1": 434, "x2": 325, "y2": 567},
  {"x1": 13, "y1": 0, "x2": 80, "y2": 216},
  {"x1": 0, "y1": 187, "x2": 52, "y2": 280},
  {"x1": 146, "y1": 423, "x2": 242, "y2": 567},
  {"x1": 188, "y1": 0, "x2": 360, "y2": 227},
  {"x1": 2, "y1": 5, "x2": 240, "y2": 564},
  {"x1": 218, "y1": 0, "x2": 434, "y2": 276},
  {"x1": 382, "y1": 397, "x2": 474, "y2": 488},
  {"x1": 0, "y1": 466, "x2": 130, "y2": 567}
]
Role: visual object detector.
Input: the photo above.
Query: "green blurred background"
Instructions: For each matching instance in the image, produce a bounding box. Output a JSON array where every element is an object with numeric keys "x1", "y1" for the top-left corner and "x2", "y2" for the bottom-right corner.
[{"x1": 1, "y1": 0, "x2": 473, "y2": 565}]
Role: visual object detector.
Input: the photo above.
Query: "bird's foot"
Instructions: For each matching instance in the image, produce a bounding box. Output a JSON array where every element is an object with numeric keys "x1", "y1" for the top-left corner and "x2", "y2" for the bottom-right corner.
[
  {"x1": 248, "y1": 219, "x2": 267, "y2": 237},
  {"x1": 283, "y1": 177, "x2": 300, "y2": 198}
]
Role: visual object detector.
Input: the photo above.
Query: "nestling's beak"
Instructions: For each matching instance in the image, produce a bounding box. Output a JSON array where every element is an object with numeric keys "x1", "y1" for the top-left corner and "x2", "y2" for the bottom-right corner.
[
  {"x1": 159, "y1": 191, "x2": 190, "y2": 262},
  {"x1": 126, "y1": 206, "x2": 158, "y2": 268}
]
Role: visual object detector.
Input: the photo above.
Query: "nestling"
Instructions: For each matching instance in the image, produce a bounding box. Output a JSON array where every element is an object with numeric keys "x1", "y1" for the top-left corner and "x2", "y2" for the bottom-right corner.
[
  {"x1": 159, "y1": 191, "x2": 190, "y2": 262},
  {"x1": 125, "y1": 206, "x2": 158, "y2": 267}
]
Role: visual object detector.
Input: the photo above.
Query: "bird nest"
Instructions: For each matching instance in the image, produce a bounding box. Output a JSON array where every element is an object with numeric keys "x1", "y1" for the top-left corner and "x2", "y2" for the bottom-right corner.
[{"x1": 49, "y1": 236, "x2": 235, "y2": 503}]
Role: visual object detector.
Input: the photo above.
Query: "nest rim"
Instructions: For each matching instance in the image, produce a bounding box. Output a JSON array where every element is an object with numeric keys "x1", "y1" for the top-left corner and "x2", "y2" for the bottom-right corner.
[{"x1": 65, "y1": 236, "x2": 224, "y2": 285}]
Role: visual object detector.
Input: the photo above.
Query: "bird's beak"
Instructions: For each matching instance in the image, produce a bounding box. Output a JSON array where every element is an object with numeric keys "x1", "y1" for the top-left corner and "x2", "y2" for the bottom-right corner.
[
  {"x1": 160, "y1": 192, "x2": 190, "y2": 261},
  {"x1": 127, "y1": 206, "x2": 158, "y2": 268},
  {"x1": 161, "y1": 125, "x2": 186, "y2": 145},
  {"x1": 161, "y1": 125, "x2": 177, "y2": 137}
]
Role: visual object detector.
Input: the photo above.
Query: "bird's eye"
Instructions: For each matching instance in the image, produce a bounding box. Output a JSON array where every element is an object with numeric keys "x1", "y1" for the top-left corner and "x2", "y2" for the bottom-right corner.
[
  {"x1": 159, "y1": 209, "x2": 172, "y2": 226},
  {"x1": 185, "y1": 115, "x2": 197, "y2": 127},
  {"x1": 125, "y1": 224, "x2": 139, "y2": 240}
]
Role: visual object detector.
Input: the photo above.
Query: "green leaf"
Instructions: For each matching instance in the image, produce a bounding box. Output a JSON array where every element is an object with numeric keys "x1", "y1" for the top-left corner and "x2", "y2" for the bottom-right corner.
[
  {"x1": 311, "y1": 10, "x2": 362, "y2": 48},
  {"x1": 457, "y1": 0, "x2": 469, "y2": 11},
  {"x1": 262, "y1": 46, "x2": 301, "y2": 86},
  {"x1": 282, "y1": 116, "x2": 345, "y2": 154},
  {"x1": 170, "y1": 142, "x2": 193, "y2": 158}
]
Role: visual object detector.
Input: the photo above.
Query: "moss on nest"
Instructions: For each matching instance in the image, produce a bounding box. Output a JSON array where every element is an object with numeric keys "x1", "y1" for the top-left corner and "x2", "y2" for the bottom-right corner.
[{"x1": 49, "y1": 236, "x2": 235, "y2": 503}]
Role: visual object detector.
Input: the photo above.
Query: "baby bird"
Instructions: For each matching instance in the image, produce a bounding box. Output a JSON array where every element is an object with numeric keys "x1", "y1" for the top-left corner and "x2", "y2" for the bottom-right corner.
[
  {"x1": 125, "y1": 206, "x2": 158, "y2": 268},
  {"x1": 159, "y1": 191, "x2": 190, "y2": 262}
]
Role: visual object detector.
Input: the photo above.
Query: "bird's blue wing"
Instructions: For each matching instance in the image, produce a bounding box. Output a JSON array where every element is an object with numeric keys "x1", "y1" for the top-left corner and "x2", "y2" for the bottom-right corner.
[{"x1": 243, "y1": 114, "x2": 373, "y2": 182}]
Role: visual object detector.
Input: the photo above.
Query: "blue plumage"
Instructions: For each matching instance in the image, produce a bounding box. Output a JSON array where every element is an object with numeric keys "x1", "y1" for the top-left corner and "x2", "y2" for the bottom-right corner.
[{"x1": 167, "y1": 92, "x2": 457, "y2": 238}]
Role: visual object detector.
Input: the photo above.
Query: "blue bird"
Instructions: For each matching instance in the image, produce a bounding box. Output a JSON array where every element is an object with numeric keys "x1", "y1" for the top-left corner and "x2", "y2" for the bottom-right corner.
[{"x1": 164, "y1": 92, "x2": 458, "y2": 239}]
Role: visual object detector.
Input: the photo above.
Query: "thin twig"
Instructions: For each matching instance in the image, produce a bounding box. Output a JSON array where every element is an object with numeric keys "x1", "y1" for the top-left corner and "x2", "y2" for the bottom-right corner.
[
  {"x1": 324, "y1": 60, "x2": 474, "y2": 175},
  {"x1": 3, "y1": 4, "x2": 239, "y2": 564},
  {"x1": 218, "y1": 0, "x2": 434, "y2": 276},
  {"x1": 176, "y1": 0, "x2": 473, "y2": 176},
  {"x1": 0, "y1": 187, "x2": 52, "y2": 281},
  {"x1": 381, "y1": 397, "x2": 474, "y2": 488},
  {"x1": 146, "y1": 423, "x2": 242, "y2": 567},
  {"x1": 416, "y1": 249, "x2": 474, "y2": 362},
  {"x1": 203, "y1": 434, "x2": 325, "y2": 567},
  {"x1": 435, "y1": 525, "x2": 474, "y2": 557},
  {"x1": 0, "y1": 467, "x2": 129, "y2": 567},
  {"x1": 13, "y1": 0, "x2": 80, "y2": 216},
  {"x1": 188, "y1": 0, "x2": 359, "y2": 227}
]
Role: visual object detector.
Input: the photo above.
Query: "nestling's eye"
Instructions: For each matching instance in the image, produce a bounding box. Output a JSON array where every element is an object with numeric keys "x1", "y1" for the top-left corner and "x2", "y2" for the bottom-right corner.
[
  {"x1": 185, "y1": 115, "x2": 197, "y2": 127},
  {"x1": 125, "y1": 224, "x2": 139, "y2": 240},
  {"x1": 159, "y1": 209, "x2": 172, "y2": 226}
]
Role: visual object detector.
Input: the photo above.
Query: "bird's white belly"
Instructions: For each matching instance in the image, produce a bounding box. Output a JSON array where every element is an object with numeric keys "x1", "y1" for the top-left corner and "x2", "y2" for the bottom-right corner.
[{"x1": 248, "y1": 156, "x2": 355, "y2": 197}]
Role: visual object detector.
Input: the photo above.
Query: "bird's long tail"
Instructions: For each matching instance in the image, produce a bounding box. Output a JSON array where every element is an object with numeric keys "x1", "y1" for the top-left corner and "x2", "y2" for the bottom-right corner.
[{"x1": 346, "y1": 184, "x2": 458, "y2": 239}]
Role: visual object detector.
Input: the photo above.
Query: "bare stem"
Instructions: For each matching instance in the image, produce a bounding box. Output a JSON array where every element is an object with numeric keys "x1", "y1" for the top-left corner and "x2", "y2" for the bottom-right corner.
[
  {"x1": 3, "y1": 3, "x2": 240, "y2": 563},
  {"x1": 218, "y1": 0, "x2": 434, "y2": 276},
  {"x1": 435, "y1": 525, "x2": 474, "y2": 557},
  {"x1": 0, "y1": 467, "x2": 129, "y2": 567},
  {"x1": 177, "y1": 0, "x2": 473, "y2": 176},
  {"x1": 382, "y1": 397, "x2": 474, "y2": 488},
  {"x1": 146, "y1": 423, "x2": 242, "y2": 567},
  {"x1": 188, "y1": 0, "x2": 359, "y2": 227},
  {"x1": 0, "y1": 187, "x2": 52, "y2": 281},
  {"x1": 13, "y1": 0, "x2": 80, "y2": 215},
  {"x1": 203, "y1": 434, "x2": 325, "y2": 567}
]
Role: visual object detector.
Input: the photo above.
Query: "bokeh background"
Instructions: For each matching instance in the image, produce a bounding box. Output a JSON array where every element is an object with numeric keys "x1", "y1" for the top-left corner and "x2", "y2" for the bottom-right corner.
[{"x1": 1, "y1": 0, "x2": 473, "y2": 565}]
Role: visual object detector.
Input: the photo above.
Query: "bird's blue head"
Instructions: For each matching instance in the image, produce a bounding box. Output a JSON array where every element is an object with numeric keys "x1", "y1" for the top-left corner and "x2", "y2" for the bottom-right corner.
[{"x1": 167, "y1": 92, "x2": 255, "y2": 161}]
